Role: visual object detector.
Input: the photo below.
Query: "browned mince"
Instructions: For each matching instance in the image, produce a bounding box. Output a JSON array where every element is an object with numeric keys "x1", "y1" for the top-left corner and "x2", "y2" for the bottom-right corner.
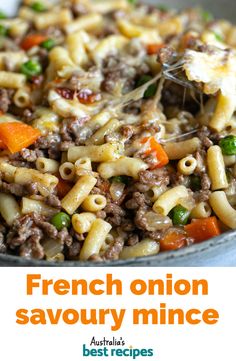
[
  {"x1": 0, "y1": 88, "x2": 12, "y2": 113},
  {"x1": 0, "y1": 1, "x2": 235, "y2": 262},
  {"x1": 101, "y1": 55, "x2": 136, "y2": 93},
  {"x1": 45, "y1": 194, "x2": 61, "y2": 209}
]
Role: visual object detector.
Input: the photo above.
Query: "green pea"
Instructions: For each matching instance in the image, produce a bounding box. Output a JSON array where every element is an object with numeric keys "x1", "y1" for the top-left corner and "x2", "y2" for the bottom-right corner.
[
  {"x1": 110, "y1": 176, "x2": 130, "y2": 185},
  {"x1": 219, "y1": 135, "x2": 236, "y2": 155},
  {"x1": 190, "y1": 175, "x2": 201, "y2": 191},
  {"x1": 0, "y1": 11, "x2": 7, "y2": 19},
  {"x1": 201, "y1": 9, "x2": 214, "y2": 22},
  {"x1": 0, "y1": 25, "x2": 7, "y2": 36},
  {"x1": 169, "y1": 205, "x2": 190, "y2": 226},
  {"x1": 144, "y1": 83, "x2": 157, "y2": 98},
  {"x1": 137, "y1": 74, "x2": 152, "y2": 86},
  {"x1": 21, "y1": 60, "x2": 42, "y2": 79},
  {"x1": 136, "y1": 75, "x2": 157, "y2": 98},
  {"x1": 40, "y1": 38, "x2": 55, "y2": 51},
  {"x1": 31, "y1": 2, "x2": 46, "y2": 12},
  {"x1": 156, "y1": 4, "x2": 169, "y2": 12},
  {"x1": 213, "y1": 32, "x2": 223, "y2": 42},
  {"x1": 51, "y1": 212, "x2": 71, "y2": 231}
]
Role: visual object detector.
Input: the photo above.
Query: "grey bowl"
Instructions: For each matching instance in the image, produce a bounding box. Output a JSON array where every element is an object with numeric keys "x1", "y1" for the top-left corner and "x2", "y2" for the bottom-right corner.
[
  {"x1": 0, "y1": 230, "x2": 236, "y2": 266},
  {"x1": 0, "y1": 0, "x2": 236, "y2": 266}
]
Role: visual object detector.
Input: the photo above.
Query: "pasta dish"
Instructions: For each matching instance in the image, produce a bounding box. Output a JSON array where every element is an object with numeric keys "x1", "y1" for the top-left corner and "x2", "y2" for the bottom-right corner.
[{"x1": 0, "y1": 0, "x2": 236, "y2": 262}]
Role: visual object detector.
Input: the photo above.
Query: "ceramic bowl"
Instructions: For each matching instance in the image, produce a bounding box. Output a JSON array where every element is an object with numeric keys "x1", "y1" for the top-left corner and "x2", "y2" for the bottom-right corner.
[{"x1": 0, "y1": 0, "x2": 235, "y2": 266}]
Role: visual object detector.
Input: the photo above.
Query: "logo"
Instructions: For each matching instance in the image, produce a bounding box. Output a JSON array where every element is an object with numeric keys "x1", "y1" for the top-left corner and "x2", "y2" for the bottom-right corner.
[{"x1": 82, "y1": 337, "x2": 155, "y2": 359}]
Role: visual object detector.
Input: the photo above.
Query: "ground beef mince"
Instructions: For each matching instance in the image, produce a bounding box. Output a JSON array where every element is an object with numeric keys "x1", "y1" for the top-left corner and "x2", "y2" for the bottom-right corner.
[
  {"x1": 33, "y1": 217, "x2": 58, "y2": 239},
  {"x1": 22, "y1": 108, "x2": 34, "y2": 123},
  {"x1": 0, "y1": 1, "x2": 234, "y2": 263},
  {"x1": 0, "y1": 88, "x2": 11, "y2": 113},
  {"x1": 170, "y1": 172, "x2": 189, "y2": 187},
  {"x1": 57, "y1": 228, "x2": 73, "y2": 247},
  {"x1": 201, "y1": 174, "x2": 211, "y2": 191},
  {"x1": 195, "y1": 150, "x2": 207, "y2": 174},
  {"x1": 7, "y1": 215, "x2": 41, "y2": 248},
  {"x1": 157, "y1": 46, "x2": 177, "y2": 65},
  {"x1": 194, "y1": 190, "x2": 211, "y2": 202},
  {"x1": 104, "y1": 202, "x2": 126, "y2": 226},
  {"x1": 20, "y1": 148, "x2": 39, "y2": 163},
  {"x1": 139, "y1": 168, "x2": 170, "y2": 187},
  {"x1": 19, "y1": 228, "x2": 44, "y2": 259},
  {"x1": 60, "y1": 116, "x2": 92, "y2": 145},
  {"x1": 126, "y1": 234, "x2": 139, "y2": 246},
  {"x1": 26, "y1": 183, "x2": 39, "y2": 195},
  {"x1": 121, "y1": 124, "x2": 134, "y2": 141},
  {"x1": 144, "y1": 231, "x2": 162, "y2": 241},
  {"x1": 0, "y1": 224, "x2": 6, "y2": 253},
  {"x1": 66, "y1": 241, "x2": 82, "y2": 259},
  {"x1": 103, "y1": 237, "x2": 124, "y2": 260},
  {"x1": 197, "y1": 126, "x2": 213, "y2": 148},
  {"x1": 6, "y1": 214, "x2": 67, "y2": 259},
  {"x1": 45, "y1": 194, "x2": 61, "y2": 209},
  {"x1": 125, "y1": 192, "x2": 148, "y2": 210},
  {"x1": 101, "y1": 55, "x2": 136, "y2": 93},
  {"x1": 0, "y1": 178, "x2": 37, "y2": 197},
  {"x1": 134, "y1": 206, "x2": 149, "y2": 231},
  {"x1": 35, "y1": 134, "x2": 61, "y2": 160},
  {"x1": 101, "y1": 53, "x2": 148, "y2": 94},
  {"x1": 88, "y1": 254, "x2": 104, "y2": 262}
]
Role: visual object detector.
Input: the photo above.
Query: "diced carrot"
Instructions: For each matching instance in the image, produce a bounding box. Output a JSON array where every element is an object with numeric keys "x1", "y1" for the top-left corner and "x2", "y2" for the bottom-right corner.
[
  {"x1": 0, "y1": 122, "x2": 41, "y2": 153},
  {"x1": 184, "y1": 216, "x2": 221, "y2": 243},
  {"x1": 0, "y1": 138, "x2": 6, "y2": 149},
  {"x1": 54, "y1": 77, "x2": 64, "y2": 84},
  {"x1": 21, "y1": 34, "x2": 47, "y2": 50},
  {"x1": 146, "y1": 43, "x2": 165, "y2": 55},
  {"x1": 56, "y1": 178, "x2": 72, "y2": 199},
  {"x1": 160, "y1": 232, "x2": 186, "y2": 251},
  {"x1": 141, "y1": 136, "x2": 169, "y2": 169},
  {"x1": 180, "y1": 33, "x2": 198, "y2": 50}
]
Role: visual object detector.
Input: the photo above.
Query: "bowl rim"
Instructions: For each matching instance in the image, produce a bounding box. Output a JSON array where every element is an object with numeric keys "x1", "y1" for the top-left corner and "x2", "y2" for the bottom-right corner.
[
  {"x1": 1, "y1": 229, "x2": 235, "y2": 266},
  {"x1": 0, "y1": 0, "x2": 235, "y2": 267}
]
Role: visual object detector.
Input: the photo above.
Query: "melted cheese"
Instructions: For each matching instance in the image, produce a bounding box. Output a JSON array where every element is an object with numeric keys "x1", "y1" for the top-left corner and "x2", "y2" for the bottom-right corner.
[{"x1": 183, "y1": 48, "x2": 236, "y2": 96}]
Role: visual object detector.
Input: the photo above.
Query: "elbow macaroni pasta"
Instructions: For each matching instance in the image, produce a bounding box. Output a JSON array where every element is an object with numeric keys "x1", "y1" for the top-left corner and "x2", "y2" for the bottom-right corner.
[
  {"x1": 153, "y1": 186, "x2": 189, "y2": 216},
  {"x1": 0, "y1": 1, "x2": 236, "y2": 262},
  {"x1": 68, "y1": 143, "x2": 121, "y2": 163},
  {"x1": 120, "y1": 240, "x2": 160, "y2": 260},
  {"x1": 79, "y1": 219, "x2": 112, "y2": 260},
  {"x1": 98, "y1": 157, "x2": 148, "y2": 179},
  {"x1": 64, "y1": 13, "x2": 103, "y2": 34},
  {"x1": 209, "y1": 191, "x2": 236, "y2": 229},
  {"x1": 82, "y1": 195, "x2": 107, "y2": 212},
  {"x1": 61, "y1": 175, "x2": 97, "y2": 215},
  {"x1": 190, "y1": 202, "x2": 212, "y2": 219},
  {"x1": 178, "y1": 156, "x2": 197, "y2": 175},
  {"x1": 72, "y1": 212, "x2": 97, "y2": 234},
  {"x1": 36, "y1": 157, "x2": 59, "y2": 174},
  {"x1": 207, "y1": 145, "x2": 228, "y2": 190},
  {"x1": 164, "y1": 138, "x2": 201, "y2": 160},
  {"x1": 34, "y1": 9, "x2": 72, "y2": 30},
  {"x1": 59, "y1": 162, "x2": 75, "y2": 181},
  {"x1": 0, "y1": 71, "x2": 26, "y2": 88}
]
